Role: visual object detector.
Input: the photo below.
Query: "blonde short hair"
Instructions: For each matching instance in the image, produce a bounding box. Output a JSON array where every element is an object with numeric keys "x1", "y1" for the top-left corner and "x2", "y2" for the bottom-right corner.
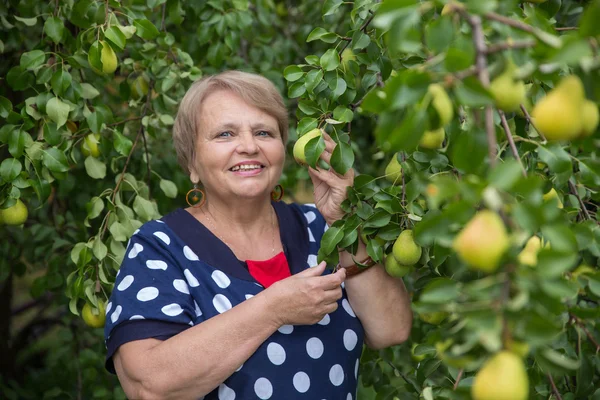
[{"x1": 173, "y1": 70, "x2": 289, "y2": 175}]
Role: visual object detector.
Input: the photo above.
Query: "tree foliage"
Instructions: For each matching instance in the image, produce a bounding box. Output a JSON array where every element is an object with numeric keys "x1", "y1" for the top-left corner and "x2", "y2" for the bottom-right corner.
[{"x1": 1, "y1": 0, "x2": 600, "y2": 399}]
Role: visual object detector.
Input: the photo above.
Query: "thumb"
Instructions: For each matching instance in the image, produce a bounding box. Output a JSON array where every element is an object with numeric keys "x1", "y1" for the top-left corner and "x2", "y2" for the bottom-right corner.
[{"x1": 300, "y1": 260, "x2": 327, "y2": 276}]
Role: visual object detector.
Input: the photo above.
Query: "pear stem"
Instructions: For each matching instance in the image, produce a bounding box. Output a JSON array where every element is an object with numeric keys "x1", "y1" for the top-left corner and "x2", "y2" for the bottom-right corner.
[
  {"x1": 498, "y1": 110, "x2": 527, "y2": 177},
  {"x1": 547, "y1": 373, "x2": 563, "y2": 400},
  {"x1": 453, "y1": 368, "x2": 464, "y2": 390},
  {"x1": 518, "y1": 104, "x2": 547, "y2": 142},
  {"x1": 568, "y1": 180, "x2": 593, "y2": 222}
]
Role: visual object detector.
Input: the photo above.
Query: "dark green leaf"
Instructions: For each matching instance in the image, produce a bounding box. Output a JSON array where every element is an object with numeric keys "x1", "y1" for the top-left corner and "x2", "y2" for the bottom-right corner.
[
  {"x1": 454, "y1": 77, "x2": 494, "y2": 107},
  {"x1": 51, "y1": 69, "x2": 72, "y2": 97},
  {"x1": 42, "y1": 147, "x2": 69, "y2": 173},
  {"x1": 420, "y1": 278, "x2": 460, "y2": 303},
  {"x1": 113, "y1": 130, "x2": 133, "y2": 156},
  {"x1": 0, "y1": 158, "x2": 21, "y2": 182},
  {"x1": 307, "y1": 27, "x2": 337, "y2": 43},
  {"x1": 20, "y1": 50, "x2": 45, "y2": 70},
  {"x1": 321, "y1": 226, "x2": 344, "y2": 255},
  {"x1": 133, "y1": 19, "x2": 160, "y2": 40},
  {"x1": 104, "y1": 26, "x2": 126, "y2": 49},
  {"x1": 330, "y1": 141, "x2": 354, "y2": 175},
  {"x1": 305, "y1": 135, "x2": 326, "y2": 168},
  {"x1": 0, "y1": 96, "x2": 12, "y2": 118},
  {"x1": 320, "y1": 49, "x2": 340, "y2": 72},
  {"x1": 283, "y1": 65, "x2": 304, "y2": 82},
  {"x1": 84, "y1": 156, "x2": 106, "y2": 179},
  {"x1": 8, "y1": 129, "x2": 26, "y2": 158},
  {"x1": 44, "y1": 16, "x2": 64, "y2": 43},
  {"x1": 322, "y1": 0, "x2": 343, "y2": 17}
]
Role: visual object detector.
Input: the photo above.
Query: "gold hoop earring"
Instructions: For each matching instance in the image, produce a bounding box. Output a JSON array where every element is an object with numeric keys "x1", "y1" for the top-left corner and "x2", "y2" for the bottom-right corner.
[
  {"x1": 186, "y1": 184, "x2": 206, "y2": 208},
  {"x1": 271, "y1": 184, "x2": 284, "y2": 202}
]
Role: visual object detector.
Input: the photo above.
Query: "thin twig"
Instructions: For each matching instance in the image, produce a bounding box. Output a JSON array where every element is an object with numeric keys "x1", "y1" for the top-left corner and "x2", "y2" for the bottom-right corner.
[
  {"x1": 581, "y1": 324, "x2": 600, "y2": 354},
  {"x1": 452, "y1": 65, "x2": 479, "y2": 81},
  {"x1": 547, "y1": 373, "x2": 563, "y2": 400},
  {"x1": 498, "y1": 110, "x2": 527, "y2": 177},
  {"x1": 161, "y1": 3, "x2": 167, "y2": 31},
  {"x1": 568, "y1": 180, "x2": 592, "y2": 221},
  {"x1": 485, "y1": 39, "x2": 536, "y2": 54},
  {"x1": 106, "y1": 116, "x2": 143, "y2": 127},
  {"x1": 104, "y1": 0, "x2": 109, "y2": 25},
  {"x1": 453, "y1": 369, "x2": 464, "y2": 390},
  {"x1": 385, "y1": 360, "x2": 420, "y2": 393},
  {"x1": 519, "y1": 104, "x2": 547, "y2": 142},
  {"x1": 401, "y1": 152, "x2": 406, "y2": 207},
  {"x1": 340, "y1": 13, "x2": 375, "y2": 54},
  {"x1": 555, "y1": 27, "x2": 578, "y2": 31}
]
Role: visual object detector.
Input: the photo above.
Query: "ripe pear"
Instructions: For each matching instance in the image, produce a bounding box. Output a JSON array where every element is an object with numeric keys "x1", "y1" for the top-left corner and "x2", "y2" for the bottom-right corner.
[
  {"x1": 131, "y1": 75, "x2": 149, "y2": 100},
  {"x1": 411, "y1": 343, "x2": 426, "y2": 362},
  {"x1": 385, "y1": 256, "x2": 413, "y2": 278},
  {"x1": 517, "y1": 236, "x2": 542, "y2": 266},
  {"x1": 100, "y1": 40, "x2": 118, "y2": 74},
  {"x1": 82, "y1": 133, "x2": 101, "y2": 158},
  {"x1": 531, "y1": 75, "x2": 585, "y2": 141},
  {"x1": 392, "y1": 230, "x2": 422, "y2": 266},
  {"x1": 489, "y1": 63, "x2": 527, "y2": 112},
  {"x1": 419, "y1": 311, "x2": 447, "y2": 325},
  {"x1": 82, "y1": 302, "x2": 106, "y2": 328},
  {"x1": 0, "y1": 199, "x2": 28, "y2": 226},
  {"x1": 419, "y1": 128, "x2": 445, "y2": 149},
  {"x1": 472, "y1": 351, "x2": 529, "y2": 400},
  {"x1": 580, "y1": 100, "x2": 599, "y2": 138},
  {"x1": 453, "y1": 210, "x2": 509, "y2": 273},
  {"x1": 384, "y1": 153, "x2": 402, "y2": 184},
  {"x1": 428, "y1": 84, "x2": 454, "y2": 127},
  {"x1": 293, "y1": 128, "x2": 322, "y2": 165},
  {"x1": 542, "y1": 188, "x2": 563, "y2": 209}
]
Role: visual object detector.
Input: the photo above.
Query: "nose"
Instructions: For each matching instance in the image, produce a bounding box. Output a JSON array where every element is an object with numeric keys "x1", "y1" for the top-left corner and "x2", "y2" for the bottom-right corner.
[{"x1": 237, "y1": 131, "x2": 259, "y2": 154}]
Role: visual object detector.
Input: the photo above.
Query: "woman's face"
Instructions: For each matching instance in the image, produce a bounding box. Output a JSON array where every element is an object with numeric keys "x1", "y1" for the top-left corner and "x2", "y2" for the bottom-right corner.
[{"x1": 190, "y1": 89, "x2": 285, "y2": 202}]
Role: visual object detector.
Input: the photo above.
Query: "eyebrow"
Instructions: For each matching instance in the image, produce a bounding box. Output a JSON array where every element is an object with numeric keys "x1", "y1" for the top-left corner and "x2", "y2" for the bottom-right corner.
[{"x1": 212, "y1": 122, "x2": 278, "y2": 133}]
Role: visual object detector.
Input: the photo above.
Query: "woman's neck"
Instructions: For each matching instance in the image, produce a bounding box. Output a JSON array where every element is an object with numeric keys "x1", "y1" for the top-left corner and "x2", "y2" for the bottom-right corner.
[{"x1": 203, "y1": 194, "x2": 274, "y2": 232}]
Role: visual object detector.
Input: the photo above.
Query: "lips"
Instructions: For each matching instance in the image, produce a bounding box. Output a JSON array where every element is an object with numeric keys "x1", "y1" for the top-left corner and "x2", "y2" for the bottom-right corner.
[{"x1": 229, "y1": 163, "x2": 265, "y2": 172}]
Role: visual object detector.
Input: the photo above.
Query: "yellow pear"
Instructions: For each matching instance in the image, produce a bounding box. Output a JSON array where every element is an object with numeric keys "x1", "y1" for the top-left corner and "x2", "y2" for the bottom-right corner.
[
  {"x1": 100, "y1": 40, "x2": 118, "y2": 74},
  {"x1": 472, "y1": 351, "x2": 529, "y2": 400},
  {"x1": 131, "y1": 75, "x2": 149, "y2": 100},
  {"x1": 506, "y1": 340, "x2": 531, "y2": 358},
  {"x1": 531, "y1": 75, "x2": 584, "y2": 141},
  {"x1": 0, "y1": 199, "x2": 28, "y2": 226},
  {"x1": 293, "y1": 128, "x2": 322, "y2": 165},
  {"x1": 411, "y1": 343, "x2": 426, "y2": 362},
  {"x1": 82, "y1": 302, "x2": 106, "y2": 328},
  {"x1": 580, "y1": 100, "x2": 599, "y2": 138},
  {"x1": 517, "y1": 236, "x2": 542, "y2": 266},
  {"x1": 419, "y1": 128, "x2": 445, "y2": 149},
  {"x1": 341, "y1": 48, "x2": 356, "y2": 72},
  {"x1": 385, "y1": 255, "x2": 413, "y2": 278},
  {"x1": 428, "y1": 84, "x2": 454, "y2": 127},
  {"x1": 392, "y1": 230, "x2": 422, "y2": 266},
  {"x1": 384, "y1": 153, "x2": 402, "y2": 184},
  {"x1": 543, "y1": 188, "x2": 563, "y2": 209},
  {"x1": 419, "y1": 311, "x2": 448, "y2": 325},
  {"x1": 489, "y1": 63, "x2": 527, "y2": 112},
  {"x1": 82, "y1": 133, "x2": 101, "y2": 158},
  {"x1": 453, "y1": 210, "x2": 509, "y2": 273}
]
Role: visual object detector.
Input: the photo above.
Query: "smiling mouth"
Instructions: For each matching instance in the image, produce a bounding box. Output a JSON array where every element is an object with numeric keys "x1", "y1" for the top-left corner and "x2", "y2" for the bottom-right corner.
[{"x1": 229, "y1": 164, "x2": 265, "y2": 172}]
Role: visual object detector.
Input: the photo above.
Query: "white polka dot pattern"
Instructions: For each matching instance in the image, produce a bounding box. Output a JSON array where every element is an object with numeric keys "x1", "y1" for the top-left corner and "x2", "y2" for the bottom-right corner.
[
  {"x1": 211, "y1": 270, "x2": 231, "y2": 288},
  {"x1": 213, "y1": 294, "x2": 232, "y2": 313},
  {"x1": 110, "y1": 305, "x2": 122, "y2": 323},
  {"x1": 304, "y1": 211, "x2": 316, "y2": 224},
  {"x1": 128, "y1": 243, "x2": 143, "y2": 258},
  {"x1": 137, "y1": 287, "x2": 159, "y2": 302},
  {"x1": 329, "y1": 364, "x2": 344, "y2": 386},
  {"x1": 254, "y1": 377, "x2": 273, "y2": 399},
  {"x1": 161, "y1": 303, "x2": 184, "y2": 316},
  {"x1": 117, "y1": 275, "x2": 134, "y2": 291},
  {"x1": 194, "y1": 300, "x2": 202, "y2": 317},
  {"x1": 293, "y1": 371, "x2": 310, "y2": 393},
  {"x1": 173, "y1": 279, "x2": 190, "y2": 294},
  {"x1": 318, "y1": 314, "x2": 330, "y2": 325},
  {"x1": 355, "y1": 358, "x2": 359, "y2": 378},
  {"x1": 153, "y1": 231, "x2": 170, "y2": 245},
  {"x1": 130, "y1": 315, "x2": 144, "y2": 320},
  {"x1": 278, "y1": 324, "x2": 293, "y2": 334},
  {"x1": 184, "y1": 269, "x2": 199, "y2": 287},
  {"x1": 308, "y1": 227, "x2": 315, "y2": 242},
  {"x1": 306, "y1": 337, "x2": 324, "y2": 359},
  {"x1": 218, "y1": 383, "x2": 235, "y2": 400},
  {"x1": 343, "y1": 329, "x2": 358, "y2": 351},
  {"x1": 307, "y1": 254, "x2": 318, "y2": 267},
  {"x1": 342, "y1": 299, "x2": 356, "y2": 317},
  {"x1": 105, "y1": 302, "x2": 112, "y2": 315},
  {"x1": 266, "y1": 342, "x2": 286, "y2": 365},
  {"x1": 245, "y1": 294, "x2": 254, "y2": 300},
  {"x1": 183, "y1": 245, "x2": 199, "y2": 261},
  {"x1": 146, "y1": 260, "x2": 167, "y2": 270}
]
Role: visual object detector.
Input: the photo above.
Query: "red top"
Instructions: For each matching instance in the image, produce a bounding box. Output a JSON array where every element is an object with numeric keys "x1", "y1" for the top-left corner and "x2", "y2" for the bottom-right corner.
[{"x1": 246, "y1": 251, "x2": 290, "y2": 288}]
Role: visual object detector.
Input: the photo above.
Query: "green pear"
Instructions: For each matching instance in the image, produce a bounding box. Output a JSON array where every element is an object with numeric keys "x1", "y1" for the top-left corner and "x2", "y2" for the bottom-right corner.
[
  {"x1": 542, "y1": 188, "x2": 563, "y2": 209},
  {"x1": 385, "y1": 256, "x2": 413, "y2": 278},
  {"x1": 580, "y1": 100, "x2": 599, "y2": 138},
  {"x1": 100, "y1": 40, "x2": 118, "y2": 74},
  {"x1": 428, "y1": 84, "x2": 454, "y2": 127},
  {"x1": 472, "y1": 351, "x2": 529, "y2": 400},
  {"x1": 293, "y1": 128, "x2": 322, "y2": 165},
  {"x1": 384, "y1": 153, "x2": 402, "y2": 184},
  {"x1": 489, "y1": 62, "x2": 527, "y2": 112},
  {"x1": 419, "y1": 311, "x2": 448, "y2": 325},
  {"x1": 419, "y1": 128, "x2": 445, "y2": 149},
  {"x1": 531, "y1": 75, "x2": 585, "y2": 141},
  {"x1": 453, "y1": 210, "x2": 509, "y2": 273},
  {"x1": 392, "y1": 230, "x2": 422, "y2": 266},
  {"x1": 517, "y1": 236, "x2": 542, "y2": 267},
  {"x1": 0, "y1": 199, "x2": 28, "y2": 226}
]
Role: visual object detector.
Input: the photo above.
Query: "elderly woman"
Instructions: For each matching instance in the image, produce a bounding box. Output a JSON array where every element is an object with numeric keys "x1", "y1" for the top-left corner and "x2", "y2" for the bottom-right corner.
[{"x1": 104, "y1": 71, "x2": 412, "y2": 399}]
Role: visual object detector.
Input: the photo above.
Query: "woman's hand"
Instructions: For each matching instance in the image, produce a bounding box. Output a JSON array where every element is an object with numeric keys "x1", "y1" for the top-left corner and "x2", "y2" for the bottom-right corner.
[
  {"x1": 308, "y1": 131, "x2": 355, "y2": 226},
  {"x1": 267, "y1": 262, "x2": 346, "y2": 326}
]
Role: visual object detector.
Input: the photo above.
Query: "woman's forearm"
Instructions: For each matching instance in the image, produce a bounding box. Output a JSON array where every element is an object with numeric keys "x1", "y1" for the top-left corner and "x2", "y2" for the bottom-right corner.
[
  {"x1": 119, "y1": 291, "x2": 281, "y2": 399},
  {"x1": 340, "y1": 241, "x2": 413, "y2": 348}
]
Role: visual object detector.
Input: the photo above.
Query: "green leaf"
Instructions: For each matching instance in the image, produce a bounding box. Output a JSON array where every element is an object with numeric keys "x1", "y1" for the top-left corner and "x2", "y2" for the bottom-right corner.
[
  {"x1": 322, "y1": 0, "x2": 343, "y2": 17},
  {"x1": 297, "y1": 117, "x2": 319, "y2": 135},
  {"x1": 488, "y1": 159, "x2": 523, "y2": 191},
  {"x1": 537, "y1": 143, "x2": 571, "y2": 174},
  {"x1": 160, "y1": 179, "x2": 178, "y2": 198},
  {"x1": 320, "y1": 226, "x2": 344, "y2": 255},
  {"x1": 364, "y1": 209, "x2": 392, "y2": 228},
  {"x1": 104, "y1": 26, "x2": 126, "y2": 49},
  {"x1": 93, "y1": 237, "x2": 108, "y2": 260},
  {"x1": 305, "y1": 69, "x2": 324, "y2": 93},
  {"x1": 8, "y1": 129, "x2": 26, "y2": 158},
  {"x1": 232, "y1": 0, "x2": 249, "y2": 10},
  {"x1": 420, "y1": 278, "x2": 461, "y2": 303},
  {"x1": 113, "y1": 130, "x2": 133, "y2": 156},
  {"x1": 86, "y1": 112, "x2": 104, "y2": 134},
  {"x1": 51, "y1": 69, "x2": 72, "y2": 97},
  {"x1": 86, "y1": 196, "x2": 104, "y2": 219},
  {"x1": 352, "y1": 31, "x2": 370, "y2": 50},
  {"x1": 43, "y1": 122, "x2": 63, "y2": 146},
  {"x1": 288, "y1": 81, "x2": 306, "y2": 98},
  {"x1": 425, "y1": 16, "x2": 454, "y2": 53},
  {"x1": 44, "y1": 16, "x2": 64, "y2": 43},
  {"x1": 84, "y1": 156, "x2": 106, "y2": 179},
  {"x1": 109, "y1": 221, "x2": 129, "y2": 242},
  {"x1": 536, "y1": 249, "x2": 578, "y2": 278},
  {"x1": 333, "y1": 106, "x2": 353, "y2": 123},
  {"x1": 580, "y1": 0, "x2": 600, "y2": 37},
  {"x1": 87, "y1": 40, "x2": 102, "y2": 73},
  {"x1": 283, "y1": 65, "x2": 304, "y2": 82},
  {"x1": 330, "y1": 141, "x2": 354, "y2": 175},
  {"x1": 46, "y1": 97, "x2": 70, "y2": 127},
  {"x1": 450, "y1": 129, "x2": 487, "y2": 174},
  {"x1": 0, "y1": 158, "x2": 22, "y2": 182},
  {"x1": 133, "y1": 19, "x2": 160, "y2": 40},
  {"x1": 6, "y1": 66, "x2": 33, "y2": 90},
  {"x1": 320, "y1": 49, "x2": 340, "y2": 71},
  {"x1": 14, "y1": 15, "x2": 37, "y2": 26},
  {"x1": 379, "y1": 109, "x2": 427, "y2": 152},
  {"x1": 20, "y1": 50, "x2": 45, "y2": 70},
  {"x1": 541, "y1": 224, "x2": 578, "y2": 252},
  {"x1": 80, "y1": 83, "x2": 100, "y2": 99},
  {"x1": 133, "y1": 195, "x2": 158, "y2": 222},
  {"x1": 454, "y1": 77, "x2": 494, "y2": 107},
  {"x1": 42, "y1": 147, "x2": 69, "y2": 173},
  {"x1": 307, "y1": 27, "x2": 337, "y2": 43},
  {"x1": 305, "y1": 135, "x2": 326, "y2": 168},
  {"x1": 0, "y1": 96, "x2": 12, "y2": 118}
]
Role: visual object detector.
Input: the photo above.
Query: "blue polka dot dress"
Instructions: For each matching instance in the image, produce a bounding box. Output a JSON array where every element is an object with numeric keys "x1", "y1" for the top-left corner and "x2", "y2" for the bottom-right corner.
[{"x1": 104, "y1": 202, "x2": 365, "y2": 399}]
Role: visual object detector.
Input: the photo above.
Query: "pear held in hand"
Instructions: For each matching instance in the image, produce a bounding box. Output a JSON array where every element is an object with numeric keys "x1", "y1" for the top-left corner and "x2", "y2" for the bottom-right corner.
[
  {"x1": 472, "y1": 351, "x2": 529, "y2": 400},
  {"x1": 453, "y1": 210, "x2": 509, "y2": 273},
  {"x1": 293, "y1": 128, "x2": 322, "y2": 165},
  {"x1": 392, "y1": 230, "x2": 422, "y2": 266},
  {"x1": 384, "y1": 153, "x2": 402, "y2": 184},
  {"x1": 489, "y1": 62, "x2": 527, "y2": 112},
  {"x1": 531, "y1": 75, "x2": 585, "y2": 141}
]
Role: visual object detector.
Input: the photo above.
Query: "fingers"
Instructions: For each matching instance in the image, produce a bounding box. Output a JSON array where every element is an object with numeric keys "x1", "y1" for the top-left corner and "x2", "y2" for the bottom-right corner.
[
  {"x1": 320, "y1": 268, "x2": 346, "y2": 289},
  {"x1": 299, "y1": 260, "x2": 327, "y2": 275}
]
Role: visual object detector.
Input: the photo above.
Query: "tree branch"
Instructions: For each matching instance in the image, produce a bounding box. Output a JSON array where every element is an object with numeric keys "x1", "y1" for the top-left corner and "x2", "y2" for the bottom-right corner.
[
  {"x1": 498, "y1": 110, "x2": 527, "y2": 177},
  {"x1": 453, "y1": 369, "x2": 464, "y2": 390},
  {"x1": 568, "y1": 180, "x2": 592, "y2": 221},
  {"x1": 555, "y1": 27, "x2": 578, "y2": 31},
  {"x1": 547, "y1": 373, "x2": 563, "y2": 400},
  {"x1": 106, "y1": 116, "x2": 143, "y2": 127},
  {"x1": 161, "y1": 3, "x2": 167, "y2": 31},
  {"x1": 519, "y1": 104, "x2": 547, "y2": 142},
  {"x1": 485, "y1": 39, "x2": 536, "y2": 54}
]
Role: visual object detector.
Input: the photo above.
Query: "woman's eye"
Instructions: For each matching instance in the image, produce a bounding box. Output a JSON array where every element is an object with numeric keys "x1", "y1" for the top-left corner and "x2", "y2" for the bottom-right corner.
[
  {"x1": 218, "y1": 131, "x2": 232, "y2": 137},
  {"x1": 257, "y1": 130, "x2": 270, "y2": 137}
]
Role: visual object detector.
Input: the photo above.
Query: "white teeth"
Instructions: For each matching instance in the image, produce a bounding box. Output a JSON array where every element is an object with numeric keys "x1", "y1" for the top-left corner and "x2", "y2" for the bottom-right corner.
[{"x1": 231, "y1": 164, "x2": 262, "y2": 171}]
